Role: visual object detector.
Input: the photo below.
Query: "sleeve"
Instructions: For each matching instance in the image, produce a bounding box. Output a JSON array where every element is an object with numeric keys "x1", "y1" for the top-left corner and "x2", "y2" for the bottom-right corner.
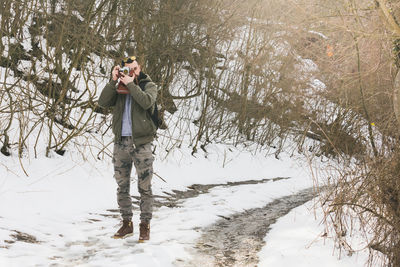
[
  {"x1": 126, "y1": 81, "x2": 157, "y2": 110},
  {"x1": 98, "y1": 80, "x2": 118, "y2": 107}
]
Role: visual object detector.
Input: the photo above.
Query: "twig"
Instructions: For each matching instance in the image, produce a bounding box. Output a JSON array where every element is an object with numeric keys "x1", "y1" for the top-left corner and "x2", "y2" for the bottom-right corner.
[{"x1": 153, "y1": 172, "x2": 167, "y2": 183}]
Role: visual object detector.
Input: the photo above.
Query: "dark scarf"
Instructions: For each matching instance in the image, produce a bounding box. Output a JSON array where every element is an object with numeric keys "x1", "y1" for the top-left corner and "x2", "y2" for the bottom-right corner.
[{"x1": 134, "y1": 71, "x2": 147, "y2": 85}]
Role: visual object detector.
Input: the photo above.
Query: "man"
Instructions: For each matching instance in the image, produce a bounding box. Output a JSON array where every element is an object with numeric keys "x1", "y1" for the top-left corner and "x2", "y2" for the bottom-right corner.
[{"x1": 98, "y1": 56, "x2": 157, "y2": 242}]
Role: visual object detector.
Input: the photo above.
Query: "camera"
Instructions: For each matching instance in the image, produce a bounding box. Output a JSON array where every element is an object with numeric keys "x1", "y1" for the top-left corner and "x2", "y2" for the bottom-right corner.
[
  {"x1": 118, "y1": 66, "x2": 132, "y2": 77},
  {"x1": 116, "y1": 66, "x2": 133, "y2": 94}
]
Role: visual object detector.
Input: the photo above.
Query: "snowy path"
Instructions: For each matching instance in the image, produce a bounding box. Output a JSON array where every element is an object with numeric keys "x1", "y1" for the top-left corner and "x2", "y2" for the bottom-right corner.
[
  {"x1": 1, "y1": 176, "x2": 315, "y2": 267},
  {"x1": 183, "y1": 187, "x2": 316, "y2": 267}
]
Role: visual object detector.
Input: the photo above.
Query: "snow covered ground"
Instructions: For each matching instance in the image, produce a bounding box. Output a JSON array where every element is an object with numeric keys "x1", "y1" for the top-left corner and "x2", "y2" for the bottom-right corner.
[
  {"x1": 258, "y1": 200, "x2": 368, "y2": 267},
  {"x1": 0, "y1": 144, "x2": 369, "y2": 266}
]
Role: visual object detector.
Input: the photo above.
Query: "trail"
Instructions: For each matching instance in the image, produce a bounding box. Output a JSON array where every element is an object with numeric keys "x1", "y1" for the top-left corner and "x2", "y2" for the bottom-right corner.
[
  {"x1": 180, "y1": 187, "x2": 316, "y2": 267},
  {"x1": 1, "y1": 177, "x2": 316, "y2": 267}
]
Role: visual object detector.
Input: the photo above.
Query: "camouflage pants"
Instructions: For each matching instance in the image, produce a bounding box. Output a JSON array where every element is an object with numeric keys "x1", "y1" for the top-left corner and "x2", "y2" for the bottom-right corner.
[{"x1": 113, "y1": 137, "x2": 154, "y2": 222}]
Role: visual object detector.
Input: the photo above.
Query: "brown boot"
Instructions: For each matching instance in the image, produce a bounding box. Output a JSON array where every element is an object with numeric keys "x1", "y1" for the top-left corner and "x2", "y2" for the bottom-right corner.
[
  {"x1": 138, "y1": 222, "x2": 150, "y2": 242},
  {"x1": 113, "y1": 220, "x2": 133, "y2": 239}
]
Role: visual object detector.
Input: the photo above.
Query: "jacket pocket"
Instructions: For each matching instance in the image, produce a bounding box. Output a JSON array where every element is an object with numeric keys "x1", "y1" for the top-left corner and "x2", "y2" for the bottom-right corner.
[{"x1": 132, "y1": 107, "x2": 154, "y2": 137}]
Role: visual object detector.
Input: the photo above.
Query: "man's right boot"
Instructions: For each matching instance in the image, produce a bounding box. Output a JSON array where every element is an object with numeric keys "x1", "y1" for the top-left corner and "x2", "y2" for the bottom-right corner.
[{"x1": 113, "y1": 220, "x2": 133, "y2": 239}]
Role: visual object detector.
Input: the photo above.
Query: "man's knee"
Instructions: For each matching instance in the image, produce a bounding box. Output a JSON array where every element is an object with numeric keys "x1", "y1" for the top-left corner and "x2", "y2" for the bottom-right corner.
[{"x1": 138, "y1": 180, "x2": 152, "y2": 195}]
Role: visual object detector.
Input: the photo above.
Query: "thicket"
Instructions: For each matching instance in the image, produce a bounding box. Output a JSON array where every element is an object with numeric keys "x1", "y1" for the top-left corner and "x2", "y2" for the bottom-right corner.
[
  {"x1": 292, "y1": 1, "x2": 400, "y2": 266},
  {"x1": 0, "y1": 0, "x2": 238, "y2": 158}
]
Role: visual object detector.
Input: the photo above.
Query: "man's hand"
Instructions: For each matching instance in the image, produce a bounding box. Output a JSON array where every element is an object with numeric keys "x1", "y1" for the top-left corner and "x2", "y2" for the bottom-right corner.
[
  {"x1": 119, "y1": 72, "x2": 135, "y2": 85},
  {"x1": 112, "y1": 65, "x2": 121, "y2": 81}
]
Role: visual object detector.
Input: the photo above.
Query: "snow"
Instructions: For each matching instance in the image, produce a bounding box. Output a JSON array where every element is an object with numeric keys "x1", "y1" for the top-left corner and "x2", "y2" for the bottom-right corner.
[
  {"x1": 0, "y1": 143, "x2": 369, "y2": 266},
  {"x1": 258, "y1": 200, "x2": 369, "y2": 267}
]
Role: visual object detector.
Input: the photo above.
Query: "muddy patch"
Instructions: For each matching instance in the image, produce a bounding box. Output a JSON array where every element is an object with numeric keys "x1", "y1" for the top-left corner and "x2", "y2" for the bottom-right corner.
[
  {"x1": 136, "y1": 177, "x2": 290, "y2": 209},
  {"x1": 181, "y1": 187, "x2": 317, "y2": 267},
  {"x1": 5, "y1": 230, "x2": 41, "y2": 245}
]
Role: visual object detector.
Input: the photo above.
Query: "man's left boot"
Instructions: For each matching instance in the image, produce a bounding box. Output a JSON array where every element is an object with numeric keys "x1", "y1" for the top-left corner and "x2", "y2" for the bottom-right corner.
[{"x1": 138, "y1": 221, "x2": 150, "y2": 242}]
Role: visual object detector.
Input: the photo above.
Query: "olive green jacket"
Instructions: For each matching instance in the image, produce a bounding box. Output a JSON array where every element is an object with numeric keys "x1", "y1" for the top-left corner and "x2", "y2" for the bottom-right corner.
[{"x1": 98, "y1": 73, "x2": 158, "y2": 146}]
